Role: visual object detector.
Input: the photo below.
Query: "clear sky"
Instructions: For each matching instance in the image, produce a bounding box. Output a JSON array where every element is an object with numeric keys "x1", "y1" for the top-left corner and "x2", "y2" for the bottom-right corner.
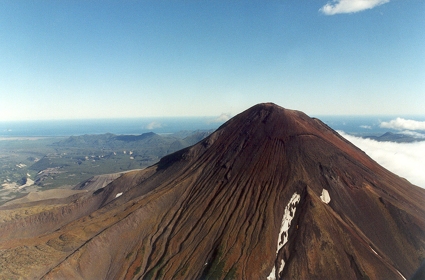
[{"x1": 1, "y1": 0, "x2": 424, "y2": 120}]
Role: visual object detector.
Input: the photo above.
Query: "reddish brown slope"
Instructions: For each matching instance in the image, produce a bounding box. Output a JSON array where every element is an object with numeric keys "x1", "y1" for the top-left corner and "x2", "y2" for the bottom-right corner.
[{"x1": 0, "y1": 103, "x2": 424, "y2": 279}]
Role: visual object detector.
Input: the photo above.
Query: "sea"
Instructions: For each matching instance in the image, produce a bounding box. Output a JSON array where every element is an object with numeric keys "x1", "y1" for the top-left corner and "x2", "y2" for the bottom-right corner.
[
  {"x1": 0, "y1": 117, "x2": 223, "y2": 137},
  {"x1": 318, "y1": 115, "x2": 425, "y2": 137},
  {"x1": 1, "y1": 115, "x2": 425, "y2": 138}
]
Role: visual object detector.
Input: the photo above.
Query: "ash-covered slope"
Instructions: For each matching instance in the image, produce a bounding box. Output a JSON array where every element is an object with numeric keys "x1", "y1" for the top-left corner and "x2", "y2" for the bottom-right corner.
[{"x1": 1, "y1": 103, "x2": 424, "y2": 280}]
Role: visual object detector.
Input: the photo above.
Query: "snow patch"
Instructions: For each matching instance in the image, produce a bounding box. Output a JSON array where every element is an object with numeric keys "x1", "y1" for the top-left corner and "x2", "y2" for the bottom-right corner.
[
  {"x1": 396, "y1": 270, "x2": 406, "y2": 280},
  {"x1": 278, "y1": 259, "x2": 285, "y2": 275},
  {"x1": 370, "y1": 246, "x2": 378, "y2": 256},
  {"x1": 267, "y1": 192, "x2": 301, "y2": 280},
  {"x1": 276, "y1": 193, "x2": 301, "y2": 250},
  {"x1": 320, "y1": 189, "x2": 331, "y2": 204},
  {"x1": 115, "y1": 192, "x2": 123, "y2": 198},
  {"x1": 267, "y1": 266, "x2": 276, "y2": 280}
]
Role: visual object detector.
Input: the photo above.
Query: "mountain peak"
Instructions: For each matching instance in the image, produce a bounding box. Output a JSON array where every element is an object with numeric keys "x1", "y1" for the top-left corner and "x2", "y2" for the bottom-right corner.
[
  {"x1": 159, "y1": 102, "x2": 366, "y2": 176},
  {"x1": 221, "y1": 102, "x2": 308, "y2": 132},
  {"x1": 1, "y1": 103, "x2": 424, "y2": 280},
  {"x1": 216, "y1": 102, "x2": 339, "y2": 146}
]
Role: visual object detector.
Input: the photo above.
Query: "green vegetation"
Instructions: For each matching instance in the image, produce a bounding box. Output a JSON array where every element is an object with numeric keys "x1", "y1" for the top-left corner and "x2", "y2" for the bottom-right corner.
[
  {"x1": 205, "y1": 253, "x2": 226, "y2": 280},
  {"x1": 125, "y1": 252, "x2": 133, "y2": 260},
  {"x1": 202, "y1": 245, "x2": 239, "y2": 280},
  {"x1": 144, "y1": 259, "x2": 164, "y2": 280},
  {"x1": 225, "y1": 266, "x2": 238, "y2": 280},
  {"x1": 134, "y1": 264, "x2": 142, "y2": 277},
  {"x1": 179, "y1": 262, "x2": 189, "y2": 277},
  {"x1": 0, "y1": 131, "x2": 211, "y2": 203}
]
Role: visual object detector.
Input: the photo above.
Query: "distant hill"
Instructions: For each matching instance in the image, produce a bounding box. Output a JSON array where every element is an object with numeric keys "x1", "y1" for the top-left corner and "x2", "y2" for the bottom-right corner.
[
  {"x1": 364, "y1": 131, "x2": 424, "y2": 143},
  {"x1": 50, "y1": 130, "x2": 213, "y2": 160},
  {"x1": 26, "y1": 130, "x2": 213, "y2": 190}
]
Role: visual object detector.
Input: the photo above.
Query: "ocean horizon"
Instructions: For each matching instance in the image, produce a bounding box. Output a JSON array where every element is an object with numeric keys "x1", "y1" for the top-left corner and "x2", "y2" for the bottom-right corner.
[
  {"x1": 1, "y1": 115, "x2": 425, "y2": 138},
  {"x1": 0, "y1": 117, "x2": 223, "y2": 137}
]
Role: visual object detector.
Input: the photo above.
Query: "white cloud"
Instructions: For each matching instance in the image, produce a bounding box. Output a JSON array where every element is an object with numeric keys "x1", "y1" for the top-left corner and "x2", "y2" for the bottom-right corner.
[
  {"x1": 145, "y1": 121, "x2": 162, "y2": 130},
  {"x1": 400, "y1": 130, "x2": 425, "y2": 139},
  {"x1": 320, "y1": 0, "x2": 390, "y2": 15},
  {"x1": 209, "y1": 113, "x2": 232, "y2": 123},
  {"x1": 360, "y1": 125, "x2": 372, "y2": 129},
  {"x1": 380, "y1": 118, "x2": 425, "y2": 131},
  {"x1": 339, "y1": 131, "x2": 425, "y2": 188}
]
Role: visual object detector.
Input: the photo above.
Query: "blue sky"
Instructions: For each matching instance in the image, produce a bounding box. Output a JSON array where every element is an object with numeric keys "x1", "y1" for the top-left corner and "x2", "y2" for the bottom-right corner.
[{"x1": 1, "y1": 0, "x2": 424, "y2": 120}]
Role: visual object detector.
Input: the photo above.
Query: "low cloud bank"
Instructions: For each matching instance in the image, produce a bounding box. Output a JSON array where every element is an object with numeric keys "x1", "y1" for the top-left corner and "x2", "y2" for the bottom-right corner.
[
  {"x1": 400, "y1": 130, "x2": 425, "y2": 139},
  {"x1": 320, "y1": 0, "x2": 389, "y2": 15},
  {"x1": 339, "y1": 131, "x2": 425, "y2": 188},
  {"x1": 380, "y1": 118, "x2": 425, "y2": 131}
]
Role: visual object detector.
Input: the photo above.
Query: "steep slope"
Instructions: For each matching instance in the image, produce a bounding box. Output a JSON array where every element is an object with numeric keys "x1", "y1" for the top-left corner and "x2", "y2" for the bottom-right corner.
[{"x1": 0, "y1": 103, "x2": 424, "y2": 279}]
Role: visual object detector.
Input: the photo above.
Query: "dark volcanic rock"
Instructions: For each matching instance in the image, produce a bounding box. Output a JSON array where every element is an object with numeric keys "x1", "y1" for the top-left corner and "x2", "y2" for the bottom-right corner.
[{"x1": 0, "y1": 103, "x2": 424, "y2": 280}]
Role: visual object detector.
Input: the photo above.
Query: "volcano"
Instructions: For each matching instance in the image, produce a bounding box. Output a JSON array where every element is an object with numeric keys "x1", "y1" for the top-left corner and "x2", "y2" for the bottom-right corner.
[{"x1": 1, "y1": 103, "x2": 424, "y2": 279}]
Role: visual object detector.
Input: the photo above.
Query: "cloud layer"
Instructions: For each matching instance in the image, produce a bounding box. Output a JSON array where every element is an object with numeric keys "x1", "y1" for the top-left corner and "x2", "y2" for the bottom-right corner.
[
  {"x1": 380, "y1": 118, "x2": 425, "y2": 131},
  {"x1": 320, "y1": 0, "x2": 390, "y2": 15},
  {"x1": 339, "y1": 131, "x2": 425, "y2": 188}
]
